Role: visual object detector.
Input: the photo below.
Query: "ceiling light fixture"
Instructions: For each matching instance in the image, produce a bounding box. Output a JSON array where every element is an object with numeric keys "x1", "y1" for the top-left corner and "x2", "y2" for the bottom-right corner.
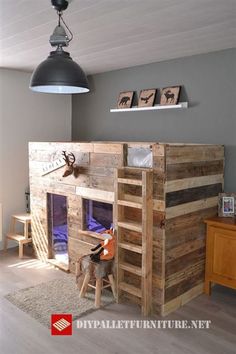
[{"x1": 30, "y1": 0, "x2": 89, "y2": 94}]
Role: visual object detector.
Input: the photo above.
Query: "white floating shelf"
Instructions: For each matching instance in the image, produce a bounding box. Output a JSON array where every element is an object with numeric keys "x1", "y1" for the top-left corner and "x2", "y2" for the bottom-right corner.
[{"x1": 110, "y1": 102, "x2": 188, "y2": 112}]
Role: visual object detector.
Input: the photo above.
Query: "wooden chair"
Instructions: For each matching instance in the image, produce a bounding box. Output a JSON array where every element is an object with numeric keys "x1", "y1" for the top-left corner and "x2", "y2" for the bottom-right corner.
[
  {"x1": 76, "y1": 255, "x2": 116, "y2": 308},
  {"x1": 4, "y1": 213, "x2": 32, "y2": 258}
]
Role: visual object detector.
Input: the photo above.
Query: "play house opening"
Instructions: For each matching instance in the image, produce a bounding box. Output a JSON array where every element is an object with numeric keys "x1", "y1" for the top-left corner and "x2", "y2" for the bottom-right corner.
[
  {"x1": 127, "y1": 146, "x2": 153, "y2": 168},
  {"x1": 47, "y1": 193, "x2": 68, "y2": 267},
  {"x1": 83, "y1": 199, "x2": 113, "y2": 233}
]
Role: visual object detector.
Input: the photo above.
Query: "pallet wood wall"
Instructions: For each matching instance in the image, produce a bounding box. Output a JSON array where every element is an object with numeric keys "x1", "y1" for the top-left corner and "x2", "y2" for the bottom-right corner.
[
  {"x1": 29, "y1": 142, "x2": 124, "y2": 267},
  {"x1": 29, "y1": 141, "x2": 224, "y2": 316},
  {"x1": 163, "y1": 144, "x2": 224, "y2": 315}
]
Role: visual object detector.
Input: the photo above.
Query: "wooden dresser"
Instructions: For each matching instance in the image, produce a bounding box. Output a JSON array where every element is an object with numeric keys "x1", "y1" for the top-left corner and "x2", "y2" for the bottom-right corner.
[{"x1": 205, "y1": 217, "x2": 236, "y2": 295}]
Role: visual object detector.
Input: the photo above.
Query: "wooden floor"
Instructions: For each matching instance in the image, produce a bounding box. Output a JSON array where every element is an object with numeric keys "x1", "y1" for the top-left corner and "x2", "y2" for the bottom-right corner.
[{"x1": 0, "y1": 248, "x2": 235, "y2": 354}]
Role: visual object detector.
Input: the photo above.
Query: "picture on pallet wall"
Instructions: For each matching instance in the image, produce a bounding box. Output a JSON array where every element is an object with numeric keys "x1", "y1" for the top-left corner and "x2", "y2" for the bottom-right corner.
[
  {"x1": 218, "y1": 193, "x2": 236, "y2": 217},
  {"x1": 160, "y1": 86, "x2": 181, "y2": 105},
  {"x1": 117, "y1": 91, "x2": 134, "y2": 109},
  {"x1": 138, "y1": 89, "x2": 156, "y2": 108}
]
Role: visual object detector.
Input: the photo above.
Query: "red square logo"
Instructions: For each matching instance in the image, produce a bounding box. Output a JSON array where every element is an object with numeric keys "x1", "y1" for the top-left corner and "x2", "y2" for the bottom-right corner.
[{"x1": 51, "y1": 314, "x2": 72, "y2": 335}]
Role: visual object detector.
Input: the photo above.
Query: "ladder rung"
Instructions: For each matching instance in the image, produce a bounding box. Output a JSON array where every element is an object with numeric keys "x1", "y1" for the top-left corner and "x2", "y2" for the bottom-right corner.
[
  {"x1": 118, "y1": 242, "x2": 142, "y2": 254},
  {"x1": 119, "y1": 282, "x2": 142, "y2": 298},
  {"x1": 117, "y1": 221, "x2": 142, "y2": 232},
  {"x1": 117, "y1": 200, "x2": 142, "y2": 209},
  {"x1": 118, "y1": 178, "x2": 142, "y2": 186},
  {"x1": 120, "y1": 262, "x2": 142, "y2": 276}
]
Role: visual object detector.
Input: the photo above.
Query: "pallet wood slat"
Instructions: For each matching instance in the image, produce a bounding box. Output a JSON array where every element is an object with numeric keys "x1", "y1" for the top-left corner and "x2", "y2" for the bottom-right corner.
[
  {"x1": 117, "y1": 220, "x2": 142, "y2": 232},
  {"x1": 93, "y1": 143, "x2": 123, "y2": 154},
  {"x1": 76, "y1": 186, "x2": 114, "y2": 202},
  {"x1": 166, "y1": 196, "x2": 218, "y2": 219},
  {"x1": 166, "y1": 145, "x2": 224, "y2": 164},
  {"x1": 120, "y1": 262, "x2": 142, "y2": 276},
  {"x1": 165, "y1": 271, "x2": 204, "y2": 303},
  {"x1": 118, "y1": 178, "x2": 142, "y2": 186},
  {"x1": 141, "y1": 170, "x2": 153, "y2": 316},
  {"x1": 152, "y1": 144, "x2": 165, "y2": 157},
  {"x1": 165, "y1": 206, "x2": 218, "y2": 232},
  {"x1": 166, "y1": 183, "x2": 222, "y2": 207},
  {"x1": 118, "y1": 242, "x2": 142, "y2": 254},
  {"x1": 117, "y1": 200, "x2": 142, "y2": 209},
  {"x1": 166, "y1": 174, "x2": 224, "y2": 193},
  {"x1": 123, "y1": 194, "x2": 165, "y2": 212},
  {"x1": 165, "y1": 247, "x2": 205, "y2": 277},
  {"x1": 90, "y1": 153, "x2": 123, "y2": 168},
  {"x1": 90, "y1": 175, "x2": 114, "y2": 191},
  {"x1": 78, "y1": 166, "x2": 115, "y2": 177},
  {"x1": 167, "y1": 160, "x2": 224, "y2": 181},
  {"x1": 153, "y1": 274, "x2": 165, "y2": 290},
  {"x1": 162, "y1": 283, "x2": 204, "y2": 316},
  {"x1": 119, "y1": 282, "x2": 142, "y2": 298},
  {"x1": 165, "y1": 260, "x2": 205, "y2": 289},
  {"x1": 166, "y1": 233, "x2": 205, "y2": 258}
]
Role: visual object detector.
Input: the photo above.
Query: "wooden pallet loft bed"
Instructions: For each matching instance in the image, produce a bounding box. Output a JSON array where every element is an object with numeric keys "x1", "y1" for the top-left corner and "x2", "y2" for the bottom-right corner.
[{"x1": 29, "y1": 141, "x2": 224, "y2": 316}]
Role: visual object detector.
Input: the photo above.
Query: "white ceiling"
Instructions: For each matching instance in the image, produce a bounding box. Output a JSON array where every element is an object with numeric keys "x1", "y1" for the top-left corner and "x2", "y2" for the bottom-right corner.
[{"x1": 0, "y1": 0, "x2": 235, "y2": 75}]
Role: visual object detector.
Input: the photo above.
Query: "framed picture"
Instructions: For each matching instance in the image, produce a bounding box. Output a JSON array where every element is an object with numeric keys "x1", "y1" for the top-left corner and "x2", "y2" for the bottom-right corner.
[
  {"x1": 160, "y1": 86, "x2": 181, "y2": 105},
  {"x1": 218, "y1": 193, "x2": 236, "y2": 217},
  {"x1": 117, "y1": 91, "x2": 134, "y2": 109},
  {"x1": 138, "y1": 89, "x2": 156, "y2": 108}
]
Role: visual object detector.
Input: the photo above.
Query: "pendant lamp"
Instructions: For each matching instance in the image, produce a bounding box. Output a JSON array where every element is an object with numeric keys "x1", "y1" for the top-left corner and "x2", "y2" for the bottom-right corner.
[{"x1": 30, "y1": 0, "x2": 89, "y2": 94}]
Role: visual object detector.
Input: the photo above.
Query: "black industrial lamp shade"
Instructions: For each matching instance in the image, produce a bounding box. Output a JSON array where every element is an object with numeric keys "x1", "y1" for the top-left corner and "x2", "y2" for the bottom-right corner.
[{"x1": 30, "y1": 49, "x2": 90, "y2": 94}]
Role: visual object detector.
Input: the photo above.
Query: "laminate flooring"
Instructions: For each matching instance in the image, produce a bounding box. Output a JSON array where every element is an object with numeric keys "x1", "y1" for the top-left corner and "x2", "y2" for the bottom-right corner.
[{"x1": 0, "y1": 248, "x2": 235, "y2": 354}]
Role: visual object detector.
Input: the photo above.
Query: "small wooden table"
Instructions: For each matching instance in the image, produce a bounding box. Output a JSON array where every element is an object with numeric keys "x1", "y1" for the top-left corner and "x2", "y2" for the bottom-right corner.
[
  {"x1": 4, "y1": 213, "x2": 32, "y2": 258},
  {"x1": 204, "y1": 217, "x2": 236, "y2": 295}
]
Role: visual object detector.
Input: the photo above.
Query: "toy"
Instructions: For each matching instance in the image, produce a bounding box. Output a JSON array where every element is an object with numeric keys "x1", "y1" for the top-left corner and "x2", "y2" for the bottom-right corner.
[{"x1": 90, "y1": 229, "x2": 115, "y2": 262}]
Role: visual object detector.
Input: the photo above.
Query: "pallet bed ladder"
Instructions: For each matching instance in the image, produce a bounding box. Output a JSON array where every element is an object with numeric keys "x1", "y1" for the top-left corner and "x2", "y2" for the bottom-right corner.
[{"x1": 114, "y1": 168, "x2": 153, "y2": 316}]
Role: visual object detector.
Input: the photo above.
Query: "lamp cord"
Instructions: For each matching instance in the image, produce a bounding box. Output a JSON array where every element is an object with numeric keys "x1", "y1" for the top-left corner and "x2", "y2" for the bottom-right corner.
[{"x1": 57, "y1": 10, "x2": 73, "y2": 43}]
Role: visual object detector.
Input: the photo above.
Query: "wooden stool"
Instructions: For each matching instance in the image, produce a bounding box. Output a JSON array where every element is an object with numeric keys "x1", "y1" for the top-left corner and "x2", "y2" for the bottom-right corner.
[
  {"x1": 77, "y1": 256, "x2": 116, "y2": 308},
  {"x1": 4, "y1": 213, "x2": 31, "y2": 258}
]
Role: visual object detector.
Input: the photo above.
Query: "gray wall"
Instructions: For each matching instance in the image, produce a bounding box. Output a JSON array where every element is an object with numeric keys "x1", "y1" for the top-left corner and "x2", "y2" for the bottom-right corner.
[
  {"x1": 72, "y1": 48, "x2": 236, "y2": 191},
  {"x1": 0, "y1": 69, "x2": 71, "y2": 249}
]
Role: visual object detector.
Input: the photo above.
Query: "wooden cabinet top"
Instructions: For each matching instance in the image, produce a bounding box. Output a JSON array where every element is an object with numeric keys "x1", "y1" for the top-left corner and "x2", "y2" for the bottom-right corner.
[{"x1": 205, "y1": 217, "x2": 236, "y2": 232}]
